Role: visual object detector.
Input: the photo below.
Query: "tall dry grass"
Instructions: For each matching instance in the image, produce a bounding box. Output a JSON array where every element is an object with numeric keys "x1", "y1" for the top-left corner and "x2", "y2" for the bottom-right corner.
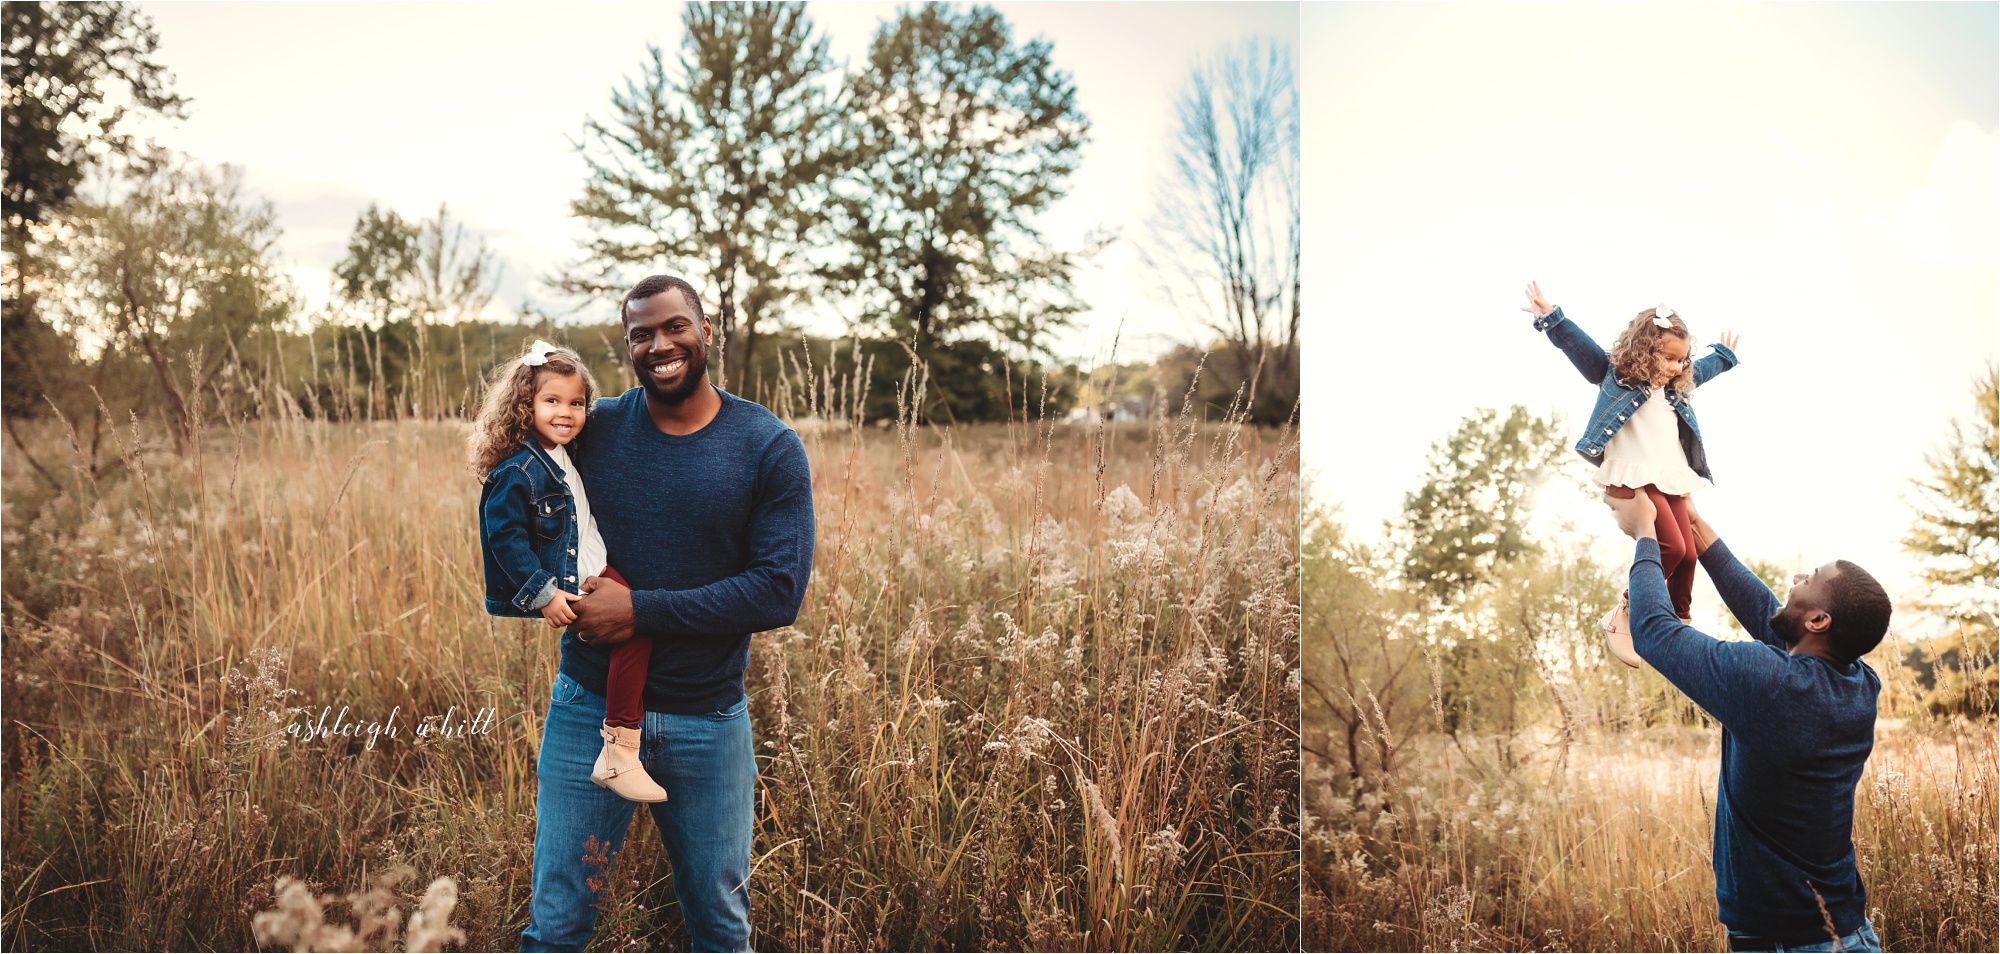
[
  {"x1": 1, "y1": 367, "x2": 1299, "y2": 950},
  {"x1": 1303, "y1": 719, "x2": 1998, "y2": 951}
]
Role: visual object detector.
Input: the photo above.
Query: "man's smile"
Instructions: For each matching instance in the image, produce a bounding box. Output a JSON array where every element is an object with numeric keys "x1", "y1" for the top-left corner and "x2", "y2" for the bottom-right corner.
[{"x1": 647, "y1": 355, "x2": 689, "y2": 380}]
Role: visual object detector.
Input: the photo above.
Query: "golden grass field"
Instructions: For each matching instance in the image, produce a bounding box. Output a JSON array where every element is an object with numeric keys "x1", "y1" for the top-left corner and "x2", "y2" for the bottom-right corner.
[
  {"x1": 1304, "y1": 718, "x2": 1998, "y2": 952},
  {"x1": 1, "y1": 387, "x2": 1300, "y2": 951}
]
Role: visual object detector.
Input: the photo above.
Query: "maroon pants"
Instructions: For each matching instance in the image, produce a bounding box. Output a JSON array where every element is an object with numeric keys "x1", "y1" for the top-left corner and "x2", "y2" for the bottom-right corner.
[
  {"x1": 1633, "y1": 484, "x2": 1696, "y2": 619},
  {"x1": 596, "y1": 565, "x2": 652, "y2": 730}
]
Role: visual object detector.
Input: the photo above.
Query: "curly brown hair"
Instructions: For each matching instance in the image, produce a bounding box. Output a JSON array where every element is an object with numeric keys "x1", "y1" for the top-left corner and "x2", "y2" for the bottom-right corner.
[
  {"x1": 466, "y1": 344, "x2": 600, "y2": 479},
  {"x1": 1607, "y1": 307, "x2": 1696, "y2": 396}
]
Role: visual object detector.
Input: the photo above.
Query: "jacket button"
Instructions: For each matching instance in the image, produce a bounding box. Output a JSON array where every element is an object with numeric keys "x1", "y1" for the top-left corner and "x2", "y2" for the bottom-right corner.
[
  {"x1": 568, "y1": 548, "x2": 576, "y2": 555},
  {"x1": 567, "y1": 575, "x2": 576, "y2": 582}
]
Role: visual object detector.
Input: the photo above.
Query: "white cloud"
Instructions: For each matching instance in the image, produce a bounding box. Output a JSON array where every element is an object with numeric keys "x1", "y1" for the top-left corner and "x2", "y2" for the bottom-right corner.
[{"x1": 1892, "y1": 122, "x2": 2000, "y2": 270}]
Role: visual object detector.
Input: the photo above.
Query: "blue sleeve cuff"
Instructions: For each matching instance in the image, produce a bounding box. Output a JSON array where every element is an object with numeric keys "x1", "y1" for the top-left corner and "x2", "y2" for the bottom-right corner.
[
  {"x1": 1532, "y1": 305, "x2": 1566, "y2": 333},
  {"x1": 630, "y1": 587, "x2": 672, "y2": 637},
  {"x1": 513, "y1": 569, "x2": 557, "y2": 612},
  {"x1": 1633, "y1": 536, "x2": 1663, "y2": 568}
]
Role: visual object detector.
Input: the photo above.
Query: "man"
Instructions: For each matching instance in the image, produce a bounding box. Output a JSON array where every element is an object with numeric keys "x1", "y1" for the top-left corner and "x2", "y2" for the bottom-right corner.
[
  {"x1": 1604, "y1": 491, "x2": 1891, "y2": 953},
  {"x1": 520, "y1": 275, "x2": 814, "y2": 952}
]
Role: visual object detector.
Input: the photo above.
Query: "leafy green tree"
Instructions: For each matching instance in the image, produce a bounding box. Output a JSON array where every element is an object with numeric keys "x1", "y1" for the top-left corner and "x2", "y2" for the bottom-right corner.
[
  {"x1": 1902, "y1": 363, "x2": 1998, "y2": 715},
  {"x1": 829, "y1": 2, "x2": 1090, "y2": 356},
  {"x1": 1397, "y1": 406, "x2": 1569, "y2": 601},
  {"x1": 566, "y1": 0, "x2": 839, "y2": 395},
  {"x1": 1302, "y1": 503, "x2": 1429, "y2": 785},
  {"x1": 57, "y1": 153, "x2": 293, "y2": 455},
  {"x1": 4, "y1": 1, "x2": 187, "y2": 446},
  {"x1": 329, "y1": 202, "x2": 499, "y2": 418},
  {"x1": 2, "y1": 1, "x2": 186, "y2": 235},
  {"x1": 334, "y1": 203, "x2": 422, "y2": 326}
]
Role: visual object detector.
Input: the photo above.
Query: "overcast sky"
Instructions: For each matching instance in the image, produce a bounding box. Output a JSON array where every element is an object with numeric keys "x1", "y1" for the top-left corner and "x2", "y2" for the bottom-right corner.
[
  {"x1": 1301, "y1": 2, "x2": 1998, "y2": 620},
  {"x1": 125, "y1": 1, "x2": 1298, "y2": 364}
]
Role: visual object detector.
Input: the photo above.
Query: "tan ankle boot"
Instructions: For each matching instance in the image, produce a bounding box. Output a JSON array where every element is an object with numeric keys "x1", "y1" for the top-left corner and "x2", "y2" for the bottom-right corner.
[
  {"x1": 1599, "y1": 591, "x2": 1643, "y2": 669},
  {"x1": 591, "y1": 723, "x2": 667, "y2": 803}
]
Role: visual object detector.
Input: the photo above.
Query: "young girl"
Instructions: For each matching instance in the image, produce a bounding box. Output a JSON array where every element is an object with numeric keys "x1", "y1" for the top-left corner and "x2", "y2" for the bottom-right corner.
[
  {"x1": 1520, "y1": 282, "x2": 1742, "y2": 668},
  {"x1": 471, "y1": 340, "x2": 666, "y2": 803}
]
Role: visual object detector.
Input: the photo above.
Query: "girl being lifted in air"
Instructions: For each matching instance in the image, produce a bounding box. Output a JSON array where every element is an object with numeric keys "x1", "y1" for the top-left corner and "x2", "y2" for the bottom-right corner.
[{"x1": 1521, "y1": 281, "x2": 1742, "y2": 667}]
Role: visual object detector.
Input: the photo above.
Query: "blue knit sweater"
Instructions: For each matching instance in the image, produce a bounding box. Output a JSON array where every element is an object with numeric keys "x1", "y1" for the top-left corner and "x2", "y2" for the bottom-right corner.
[
  {"x1": 1629, "y1": 537, "x2": 1878, "y2": 946},
  {"x1": 561, "y1": 386, "x2": 814, "y2": 714}
]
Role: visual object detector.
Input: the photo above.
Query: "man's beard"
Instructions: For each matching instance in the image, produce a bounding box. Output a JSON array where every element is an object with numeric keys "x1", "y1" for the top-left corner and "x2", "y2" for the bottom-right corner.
[
  {"x1": 1769, "y1": 606, "x2": 1802, "y2": 647},
  {"x1": 638, "y1": 347, "x2": 708, "y2": 406}
]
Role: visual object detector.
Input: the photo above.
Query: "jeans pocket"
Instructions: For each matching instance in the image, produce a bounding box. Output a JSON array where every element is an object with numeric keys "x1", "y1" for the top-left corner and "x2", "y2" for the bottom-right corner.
[
  {"x1": 705, "y1": 695, "x2": 749, "y2": 720},
  {"x1": 550, "y1": 672, "x2": 585, "y2": 707}
]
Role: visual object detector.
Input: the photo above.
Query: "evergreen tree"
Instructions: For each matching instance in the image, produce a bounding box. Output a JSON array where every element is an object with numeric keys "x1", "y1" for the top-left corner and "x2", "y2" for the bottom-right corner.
[{"x1": 1903, "y1": 363, "x2": 1998, "y2": 714}]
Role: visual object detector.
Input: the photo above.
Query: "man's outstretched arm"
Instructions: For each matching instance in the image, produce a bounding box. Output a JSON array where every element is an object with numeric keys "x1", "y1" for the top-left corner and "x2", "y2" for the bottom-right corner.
[
  {"x1": 1611, "y1": 494, "x2": 1778, "y2": 732},
  {"x1": 1684, "y1": 500, "x2": 1785, "y2": 650}
]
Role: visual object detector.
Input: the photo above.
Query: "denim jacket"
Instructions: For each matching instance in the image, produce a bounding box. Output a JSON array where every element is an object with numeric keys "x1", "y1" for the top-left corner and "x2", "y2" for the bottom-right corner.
[
  {"x1": 1533, "y1": 306, "x2": 1740, "y2": 481},
  {"x1": 479, "y1": 441, "x2": 582, "y2": 617}
]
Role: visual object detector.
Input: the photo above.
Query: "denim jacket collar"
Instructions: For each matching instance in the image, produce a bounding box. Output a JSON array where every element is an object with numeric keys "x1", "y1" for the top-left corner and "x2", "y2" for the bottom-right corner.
[{"x1": 520, "y1": 438, "x2": 568, "y2": 485}]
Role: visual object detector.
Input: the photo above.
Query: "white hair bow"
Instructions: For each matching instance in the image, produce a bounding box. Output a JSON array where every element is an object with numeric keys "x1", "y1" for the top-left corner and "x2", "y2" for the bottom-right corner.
[
  {"x1": 1653, "y1": 307, "x2": 1675, "y2": 329},
  {"x1": 522, "y1": 340, "x2": 558, "y2": 366}
]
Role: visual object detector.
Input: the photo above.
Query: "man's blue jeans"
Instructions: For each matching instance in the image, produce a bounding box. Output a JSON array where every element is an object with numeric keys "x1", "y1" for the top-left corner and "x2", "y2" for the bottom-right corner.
[
  {"x1": 1728, "y1": 920, "x2": 1883, "y2": 953},
  {"x1": 521, "y1": 672, "x2": 755, "y2": 952}
]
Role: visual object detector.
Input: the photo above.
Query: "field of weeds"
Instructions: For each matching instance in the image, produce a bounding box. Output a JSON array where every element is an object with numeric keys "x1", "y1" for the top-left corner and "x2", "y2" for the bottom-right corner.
[
  {"x1": 1, "y1": 389, "x2": 1300, "y2": 951},
  {"x1": 1303, "y1": 719, "x2": 1998, "y2": 952}
]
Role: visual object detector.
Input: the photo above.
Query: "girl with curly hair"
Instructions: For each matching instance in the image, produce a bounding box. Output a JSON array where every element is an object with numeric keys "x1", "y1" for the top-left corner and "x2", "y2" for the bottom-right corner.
[
  {"x1": 471, "y1": 340, "x2": 666, "y2": 804},
  {"x1": 1520, "y1": 281, "x2": 1744, "y2": 667}
]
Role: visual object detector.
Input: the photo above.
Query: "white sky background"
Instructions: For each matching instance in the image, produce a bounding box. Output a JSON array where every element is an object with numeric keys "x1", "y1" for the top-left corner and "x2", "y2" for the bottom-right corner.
[
  {"x1": 1301, "y1": 3, "x2": 1998, "y2": 621},
  {"x1": 122, "y1": 1, "x2": 1297, "y2": 366}
]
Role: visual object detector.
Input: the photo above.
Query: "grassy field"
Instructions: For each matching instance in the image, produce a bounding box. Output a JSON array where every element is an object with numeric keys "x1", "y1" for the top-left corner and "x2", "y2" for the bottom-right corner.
[
  {"x1": 1303, "y1": 717, "x2": 1998, "y2": 952},
  {"x1": 1, "y1": 385, "x2": 1300, "y2": 950}
]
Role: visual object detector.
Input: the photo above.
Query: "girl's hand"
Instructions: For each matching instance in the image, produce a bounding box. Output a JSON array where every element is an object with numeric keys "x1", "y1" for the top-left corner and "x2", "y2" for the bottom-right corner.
[
  {"x1": 541, "y1": 590, "x2": 580, "y2": 628},
  {"x1": 1521, "y1": 281, "x2": 1553, "y2": 318},
  {"x1": 1718, "y1": 330, "x2": 1740, "y2": 354}
]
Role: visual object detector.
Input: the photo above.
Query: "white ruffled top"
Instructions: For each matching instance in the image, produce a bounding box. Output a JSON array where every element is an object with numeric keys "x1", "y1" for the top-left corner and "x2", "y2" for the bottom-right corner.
[{"x1": 1590, "y1": 387, "x2": 1707, "y2": 495}]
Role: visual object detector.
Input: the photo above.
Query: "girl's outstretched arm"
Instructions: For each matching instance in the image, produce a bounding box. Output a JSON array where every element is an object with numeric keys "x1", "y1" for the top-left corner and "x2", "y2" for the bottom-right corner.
[
  {"x1": 1692, "y1": 330, "x2": 1741, "y2": 386},
  {"x1": 1522, "y1": 280, "x2": 1610, "y2": 383}
]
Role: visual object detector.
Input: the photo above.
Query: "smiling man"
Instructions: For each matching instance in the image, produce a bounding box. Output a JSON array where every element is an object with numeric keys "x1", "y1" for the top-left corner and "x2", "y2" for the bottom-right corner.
[
  {"x1": 1604, "y1": 491, "x2": 1892, "y2": 954},
  {"x1": 520, "y1": 274, "x2": 814, "y2": 952}
]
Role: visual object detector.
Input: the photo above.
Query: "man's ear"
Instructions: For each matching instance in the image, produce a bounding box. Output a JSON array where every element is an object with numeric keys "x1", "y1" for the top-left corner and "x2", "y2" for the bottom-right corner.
[{"x1": 1804, "y1": 608, "x2": 1832, "y2": 635}]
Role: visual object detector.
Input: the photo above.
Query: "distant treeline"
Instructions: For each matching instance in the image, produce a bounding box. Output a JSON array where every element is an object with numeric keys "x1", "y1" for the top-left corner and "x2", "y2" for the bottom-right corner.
[{"x1": 4, "y1": 1, "x2": 1301, "y2": 448}]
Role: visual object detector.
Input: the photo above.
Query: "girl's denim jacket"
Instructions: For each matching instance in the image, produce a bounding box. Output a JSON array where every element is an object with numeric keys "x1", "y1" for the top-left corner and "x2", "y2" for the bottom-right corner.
[
  {"x1": 479, "y1": 441, "x2": 582, "y2": 617},
  {"x1": 1534, "y1": 306, "x2": 1741, "y2": 481}
]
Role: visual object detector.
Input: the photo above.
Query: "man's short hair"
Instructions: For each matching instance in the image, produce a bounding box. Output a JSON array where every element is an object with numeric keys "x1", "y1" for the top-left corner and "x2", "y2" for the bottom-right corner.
[
  {"x1": 620, "y1": 275, "x2": 704, "y2": 326},
  {"x1": 1825, "y1": 560, "x2": 1892, "y2": 663}
]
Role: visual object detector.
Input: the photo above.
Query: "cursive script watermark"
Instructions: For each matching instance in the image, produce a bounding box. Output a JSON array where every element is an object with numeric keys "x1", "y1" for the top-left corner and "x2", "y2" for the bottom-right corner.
[{"x1": 286, "y1": 705, "x2": 498, "y2": 750}]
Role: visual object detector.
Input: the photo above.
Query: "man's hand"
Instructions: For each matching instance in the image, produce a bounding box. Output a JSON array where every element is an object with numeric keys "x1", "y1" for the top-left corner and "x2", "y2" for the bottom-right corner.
[
  {"x1": 570, "y1": 575, "x2": 636, "y2": 647},
  {"x1": 1684, "y1": 495, "x2": 1717, "y2": 555},
  {"x1": 540, "y1": 590, "x2": 580, "y2": 629},
  {"x1": 1604, "y1": 489, "x2": 1658, "y2": 540},
  {"x1": 1521, "y1": 280, "x2": 1554, "y2": 318}
]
